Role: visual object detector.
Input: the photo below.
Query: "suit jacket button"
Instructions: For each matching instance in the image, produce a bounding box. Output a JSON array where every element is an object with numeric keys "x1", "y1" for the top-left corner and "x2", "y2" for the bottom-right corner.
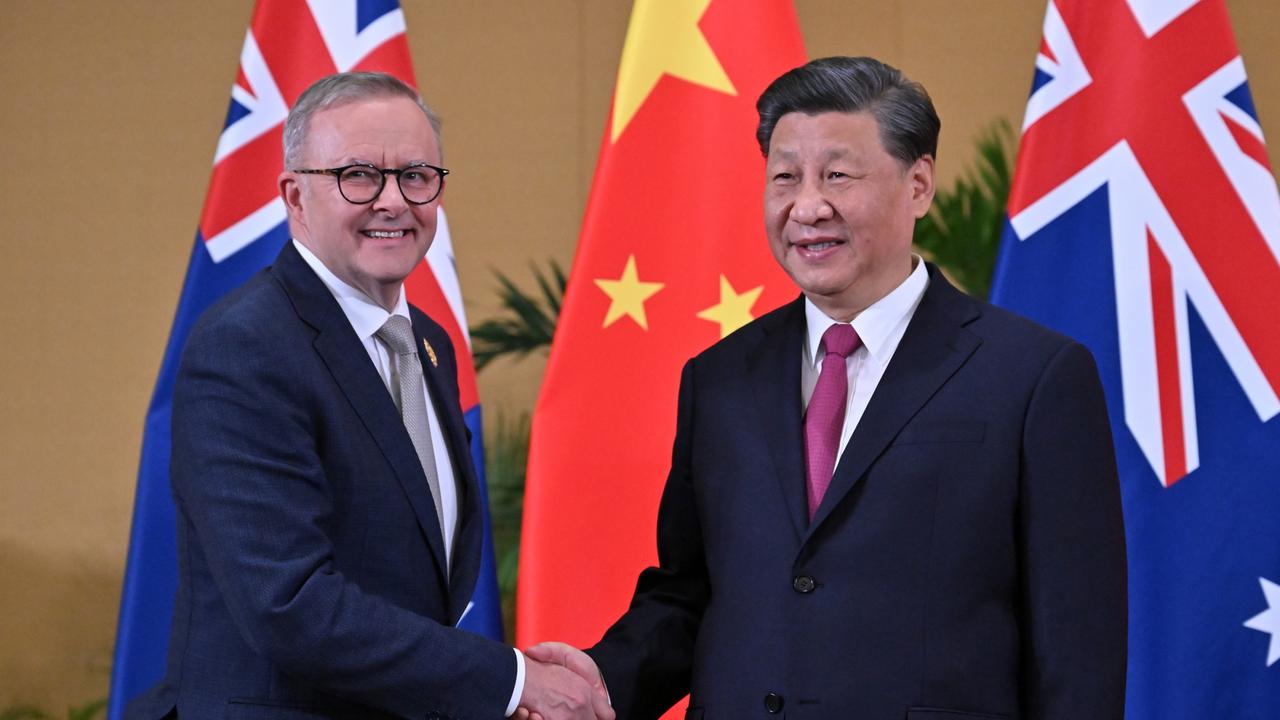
[
  {"x1": 764, "y1": 691, "x2": 785, "y2": 713},
  {"x1": 793, "y1": 574, "x2": 816, "y2": 593}
]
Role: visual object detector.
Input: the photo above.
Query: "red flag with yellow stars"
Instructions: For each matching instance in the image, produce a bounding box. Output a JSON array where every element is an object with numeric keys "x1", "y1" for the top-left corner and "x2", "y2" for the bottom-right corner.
[{"x1": 517, "y1": 0, "x2": 806, "y2": 692}]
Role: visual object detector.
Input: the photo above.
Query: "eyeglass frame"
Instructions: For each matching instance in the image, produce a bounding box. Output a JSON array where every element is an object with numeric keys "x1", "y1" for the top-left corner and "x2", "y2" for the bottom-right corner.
[{"x1": 291, "y1": 162, "x2": 450, "y2": 205}]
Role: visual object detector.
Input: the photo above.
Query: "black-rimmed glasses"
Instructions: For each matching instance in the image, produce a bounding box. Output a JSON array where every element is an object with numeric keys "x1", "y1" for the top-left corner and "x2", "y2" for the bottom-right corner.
[{"x1": 292, "y1": 162, "x2": 449, "y2": 205}]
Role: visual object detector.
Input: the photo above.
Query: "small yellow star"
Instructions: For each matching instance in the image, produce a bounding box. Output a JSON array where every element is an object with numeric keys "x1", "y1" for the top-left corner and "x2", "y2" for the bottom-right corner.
[
  {"x1": 595, "y1": 255, "x2": 665, "y2": 330},
  {"x1": 697, "y1": 275, "x2": 763, "y2": 338},
  {"x1": 610, "y1": 0, "x2": 737, "y2": 142}
]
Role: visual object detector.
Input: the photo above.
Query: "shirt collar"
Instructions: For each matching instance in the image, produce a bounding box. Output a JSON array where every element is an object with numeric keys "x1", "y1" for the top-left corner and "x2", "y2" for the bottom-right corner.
[
  {"x1": 292, "y1": 239, "x2": 410, "y2": 341},
  {"x1": 804, "y1": 254, "x2": 929, "y2": 367}
]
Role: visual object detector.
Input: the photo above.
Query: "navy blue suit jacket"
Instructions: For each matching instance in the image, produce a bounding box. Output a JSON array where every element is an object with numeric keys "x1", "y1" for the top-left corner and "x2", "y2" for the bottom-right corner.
[
  {"x1": 588, "y1": 265, "x2": 1127, "y2": 720},
  {"x1": 127, "y1": 243, "x2": 514, "y2": 720}
]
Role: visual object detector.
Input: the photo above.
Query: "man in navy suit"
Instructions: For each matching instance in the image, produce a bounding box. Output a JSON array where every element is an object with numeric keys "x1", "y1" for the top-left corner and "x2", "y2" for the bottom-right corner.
[
  {"x1": 530, "y1": 57, "x2": 1127, "y2": 719},
  {"x1": 128, "y1": 72, "x2": 612, "y2": 720}
]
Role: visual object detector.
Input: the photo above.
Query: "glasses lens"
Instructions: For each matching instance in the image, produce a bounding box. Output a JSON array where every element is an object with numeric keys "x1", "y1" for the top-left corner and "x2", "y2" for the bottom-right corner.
[
  {"x1": 397, "y1": 166, "x2": 443, "y2": 204},
  {"x1": 337, "y1": 166, "x2": 383, "y2": 203}
]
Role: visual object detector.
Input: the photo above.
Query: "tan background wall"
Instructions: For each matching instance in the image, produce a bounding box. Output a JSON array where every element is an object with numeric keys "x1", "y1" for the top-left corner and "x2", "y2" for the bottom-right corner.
[{"x1": 1, "y1": 0, "x2": 1275, "y2": 706}]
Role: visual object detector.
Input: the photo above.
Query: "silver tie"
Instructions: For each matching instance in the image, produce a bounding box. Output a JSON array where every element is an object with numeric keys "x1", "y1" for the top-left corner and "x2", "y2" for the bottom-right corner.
[{"x1": 375, "y1": 316, "x2": 447, "y2": 545}]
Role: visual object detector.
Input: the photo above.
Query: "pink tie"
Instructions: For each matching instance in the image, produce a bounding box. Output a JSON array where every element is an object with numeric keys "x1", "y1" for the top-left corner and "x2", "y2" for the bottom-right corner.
[{"x1": 805, "y1": 323, "x2": 861, "y2": 520}]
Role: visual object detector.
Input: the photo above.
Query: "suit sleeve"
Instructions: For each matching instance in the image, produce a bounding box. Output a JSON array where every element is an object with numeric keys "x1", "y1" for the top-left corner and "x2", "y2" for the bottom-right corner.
[
  {"x1": 588, "y1": 359, "x2": 709, "y2": 720},
  {"x1": 171, "y1": 315, "x2": 515, "y2": 719},
  {"x1": 1018, "y1": 340, "x2": 1127, "y2": 719}
]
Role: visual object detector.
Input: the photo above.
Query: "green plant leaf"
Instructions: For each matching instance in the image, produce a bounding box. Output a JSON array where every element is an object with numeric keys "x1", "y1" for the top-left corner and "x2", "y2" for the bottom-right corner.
[
  {"x1": 483, "y1": 411, "x2": 531, "y2": 640},
  {"x1": 469, "y1": 260, "x2": 566, "y2": 370},
  {"x1": 914, "y1": 119, "x2": 1015, "y2": 299},
  {"x1": 534, "y1": 260, "x2": 566, "y2": 320}
]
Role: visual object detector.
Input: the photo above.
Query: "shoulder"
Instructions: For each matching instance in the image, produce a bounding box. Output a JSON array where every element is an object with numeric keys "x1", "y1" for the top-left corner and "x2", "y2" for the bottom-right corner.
[
  {"x1": 188, "y1": 270, "x2": 289, "y2": 344},
  {"x1": 179, "y1": 268, "x2": 305, "y2": 379},
  {"x1": 972, "y1": 297, "x2": 1076, "y2": 355},
  {"x1": 923, "y1": 282, "x2": 1103, "y2": 405},
  {"x1": 691, "y1": 296, "x2": 803, "y2": 366},
  {"x1": 924, "y1": 268, "x2": 1084, "y2": 365}
]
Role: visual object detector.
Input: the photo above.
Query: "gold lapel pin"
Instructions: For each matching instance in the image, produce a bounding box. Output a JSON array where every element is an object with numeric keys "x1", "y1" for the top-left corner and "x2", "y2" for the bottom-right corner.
[{"x1": 422, "y1": 338, "x2": 438, "y2": 367}]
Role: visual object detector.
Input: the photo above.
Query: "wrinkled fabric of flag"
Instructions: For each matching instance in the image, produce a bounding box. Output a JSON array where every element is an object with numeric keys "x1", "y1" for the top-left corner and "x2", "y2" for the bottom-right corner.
[
  {"x1": 991, "y1": 1, "x2": 1280, "y2": 717},
  {"x1": 518, "y1": 1, "x2": 806, "y2": 717}
]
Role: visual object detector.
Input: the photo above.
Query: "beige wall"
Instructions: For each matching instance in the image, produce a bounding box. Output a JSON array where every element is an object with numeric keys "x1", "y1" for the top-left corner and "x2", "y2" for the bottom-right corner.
[{"x1": 1, "y1": 0, "x2": 1275, "y2": 706}]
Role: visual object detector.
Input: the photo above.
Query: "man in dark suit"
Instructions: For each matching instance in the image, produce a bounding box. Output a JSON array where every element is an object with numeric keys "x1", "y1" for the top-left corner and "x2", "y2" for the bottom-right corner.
[
  {"x1": 128, "y1": 72, "x2": 612, "y2": 720},
  {"x1": 529, "y1": 57, "x2": 1127, "y2": 719}
]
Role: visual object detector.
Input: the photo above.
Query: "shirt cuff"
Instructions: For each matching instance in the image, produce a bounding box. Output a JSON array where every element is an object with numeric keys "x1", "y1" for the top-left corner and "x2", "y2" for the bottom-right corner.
[{"x1": 505, "y1": 648, "x2": 526, "y2": 717}]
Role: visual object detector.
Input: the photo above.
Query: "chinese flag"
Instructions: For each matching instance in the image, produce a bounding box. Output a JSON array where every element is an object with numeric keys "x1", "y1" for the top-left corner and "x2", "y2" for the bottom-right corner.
[{"x1": 517, "y1": 0, "x2": 806, "y2": 708}]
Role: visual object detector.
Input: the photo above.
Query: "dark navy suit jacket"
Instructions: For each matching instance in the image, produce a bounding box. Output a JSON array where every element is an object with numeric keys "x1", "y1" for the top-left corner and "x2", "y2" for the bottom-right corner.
[
  {"x1": 127, "y1": 243, "x2": 514, "y2": 720},
  {"x1": 588, "y1": 265, "x2": 1127, "y2": 720}
]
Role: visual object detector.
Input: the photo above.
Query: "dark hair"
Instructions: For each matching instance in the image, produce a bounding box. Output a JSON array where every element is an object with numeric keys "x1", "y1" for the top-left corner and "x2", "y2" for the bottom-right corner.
[
  {"x1": 755, "y1": 56, "x2": 940, "y2": 164},
  {"x1": 284, "y1": 71, "x2": 442, "y2": 168}
]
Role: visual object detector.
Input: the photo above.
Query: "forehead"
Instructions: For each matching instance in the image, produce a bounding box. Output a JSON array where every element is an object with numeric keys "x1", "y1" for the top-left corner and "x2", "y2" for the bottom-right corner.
[
  {"x1": 767, "y1": 110, "x2": 887, "y2": 160},
  {"x1": 302, "y1": 95, "x2": 439, "y2": 164}
]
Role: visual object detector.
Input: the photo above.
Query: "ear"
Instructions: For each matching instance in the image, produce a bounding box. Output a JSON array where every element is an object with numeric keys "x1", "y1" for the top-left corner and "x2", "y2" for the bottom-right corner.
[
  {"x1": 907, "y1": 154, "x2": 936, "y2": 219},
  {"x1": 278, "y1": 170, "x2": 308, "y2": 237}
]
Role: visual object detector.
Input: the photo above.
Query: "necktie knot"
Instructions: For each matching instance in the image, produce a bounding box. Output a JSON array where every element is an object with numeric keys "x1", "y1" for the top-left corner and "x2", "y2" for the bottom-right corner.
[
  {"x1": 376, "y1": 315, "x2": 417, "y2": 356},
  {"x1": 821, "y1": 323, "x2": 860, "y2": 359}
]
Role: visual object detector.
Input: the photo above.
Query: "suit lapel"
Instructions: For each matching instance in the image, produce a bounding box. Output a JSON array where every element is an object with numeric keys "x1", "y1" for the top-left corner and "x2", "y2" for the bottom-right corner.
[
  {"x1": 746, "y1": 298, "x2": 810, "y2": 542},
  {"x1": 272, "y1": 244, "x2": 452, "y2": 590},
  {"x1": 806, "y1": 266, "x2": 983, "y2": 537},
  {"x1": 411, "y1": 315, "x2": 484, "y2": 625}
]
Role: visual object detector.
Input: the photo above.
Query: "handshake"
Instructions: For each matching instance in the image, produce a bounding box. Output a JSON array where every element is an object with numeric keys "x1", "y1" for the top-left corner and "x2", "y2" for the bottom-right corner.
[{"x1": 514, "y1": 642, "x2": 615, "y2": 720}]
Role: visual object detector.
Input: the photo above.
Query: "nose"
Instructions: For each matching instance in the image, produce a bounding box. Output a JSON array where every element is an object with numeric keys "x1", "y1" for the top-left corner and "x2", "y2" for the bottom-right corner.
[
  {"x1": 370, "y1": 172, "x2": 409, "y2": 213},
  {"x1": 789, "y1": 179, "x2": 834, "y2": 225}
]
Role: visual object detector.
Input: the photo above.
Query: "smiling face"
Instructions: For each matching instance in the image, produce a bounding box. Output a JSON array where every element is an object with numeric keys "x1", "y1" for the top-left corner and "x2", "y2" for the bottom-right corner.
[
  {"x1": 279, "y1": 95, "x2": 442, "y2": 309},
  {"x1": 764, "y1": 110, "x2": 934, "y2": 321}
]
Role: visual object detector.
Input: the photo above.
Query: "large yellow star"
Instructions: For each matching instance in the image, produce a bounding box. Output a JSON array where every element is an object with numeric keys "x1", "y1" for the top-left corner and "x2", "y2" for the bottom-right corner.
[
  {"x1": 697, "y1": 275, "x2": 764, "y2": 338},
  {"x1": 595, "y1": 255, "x2": 665, "y2": 330},
  {"x1": 610, "y1": 0, "x2": 737, "y2": 143}
]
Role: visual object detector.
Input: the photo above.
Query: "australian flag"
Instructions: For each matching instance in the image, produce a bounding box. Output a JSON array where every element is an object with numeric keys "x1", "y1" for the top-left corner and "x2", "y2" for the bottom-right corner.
[
  {"x1": 991, "y1": 0, "x2": 1280, "y2": 717},
  {"x1": 108, "y1": 1, "x2": 503, "y2": 716}
]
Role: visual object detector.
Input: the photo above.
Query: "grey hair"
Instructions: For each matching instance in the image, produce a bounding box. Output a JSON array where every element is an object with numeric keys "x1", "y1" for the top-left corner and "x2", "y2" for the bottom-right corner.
[
  {"x1": 756, "y1": 56, "x2": 939, "y2": 166},
  {"x1": 282, "y1": 71, "x2": 442, "y2": 168}
]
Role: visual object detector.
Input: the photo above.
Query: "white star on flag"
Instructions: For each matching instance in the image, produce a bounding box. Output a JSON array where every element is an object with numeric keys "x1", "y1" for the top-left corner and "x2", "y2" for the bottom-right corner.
[{"x1": 1243, "y1": 577, "x2": 1280, "y2": 667}]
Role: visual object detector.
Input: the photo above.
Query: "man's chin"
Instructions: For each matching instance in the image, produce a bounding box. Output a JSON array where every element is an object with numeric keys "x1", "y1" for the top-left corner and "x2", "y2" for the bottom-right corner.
[
  {"x1": 365, "y1": 250, "x2": 430, "y2": 280},
  {"x1": 792, "y1": 273, "x2": 854, "y2": 301},
  {"x1": 371, "y1": 268, "x2": 419, "y2": 290}
]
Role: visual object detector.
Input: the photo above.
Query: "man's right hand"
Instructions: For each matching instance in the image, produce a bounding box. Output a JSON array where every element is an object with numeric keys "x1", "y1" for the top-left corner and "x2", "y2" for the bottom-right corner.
[{"x1": 517, "y1": 654, "x2": 615, "y2": 720}]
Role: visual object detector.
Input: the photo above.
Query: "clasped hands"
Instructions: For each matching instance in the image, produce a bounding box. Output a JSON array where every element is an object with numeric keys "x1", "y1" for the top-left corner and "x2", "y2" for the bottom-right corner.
[{"x1": 515, "y1": 642, "x2": 614, "y2": 720}]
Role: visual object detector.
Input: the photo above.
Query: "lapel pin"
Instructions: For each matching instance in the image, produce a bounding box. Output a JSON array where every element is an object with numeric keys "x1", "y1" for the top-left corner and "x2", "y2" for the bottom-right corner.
[{"x1": 423, "y1": 337, "x2": 438, "y2": 367}]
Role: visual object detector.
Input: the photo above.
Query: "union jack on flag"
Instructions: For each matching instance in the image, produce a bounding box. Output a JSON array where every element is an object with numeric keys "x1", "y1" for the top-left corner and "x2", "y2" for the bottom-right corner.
[
  {"x1": 109, "y1": 2, "x2": 502, "y2": 716},
  {"x1": 991, "y1": 0, "x2": 1280, "y2": 716}
]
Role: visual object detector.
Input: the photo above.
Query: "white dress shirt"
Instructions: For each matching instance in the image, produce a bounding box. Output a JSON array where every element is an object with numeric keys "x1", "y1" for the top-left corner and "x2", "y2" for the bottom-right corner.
[
  {"x1": 801, "y1": 256, "x2": 930, "y2": 465},
  {"x1": 293, "y1": 240, "x2": 525, "y2": 715}
]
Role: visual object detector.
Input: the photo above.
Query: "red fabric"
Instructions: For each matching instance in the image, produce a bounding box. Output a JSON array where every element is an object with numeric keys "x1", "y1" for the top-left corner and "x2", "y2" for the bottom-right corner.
[
  {"x1": 804, "y1": 325, "x2": 860, "y2": 518},
  {"x1": 1009, "y1": 0, "x2": 1280, "y2": 392},
  {"x1": 518, "y1": 1, "x2": 805, "y2": 715}
]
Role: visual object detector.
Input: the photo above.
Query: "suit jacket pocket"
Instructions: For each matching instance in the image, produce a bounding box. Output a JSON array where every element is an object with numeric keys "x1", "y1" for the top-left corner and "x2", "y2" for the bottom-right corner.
[
  {"x1": 893, "y1": 420, "x2": 985, "y2": 444},
  {"x1": 906, "y1": 707, "x2": 1010, "y2": 720}
]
